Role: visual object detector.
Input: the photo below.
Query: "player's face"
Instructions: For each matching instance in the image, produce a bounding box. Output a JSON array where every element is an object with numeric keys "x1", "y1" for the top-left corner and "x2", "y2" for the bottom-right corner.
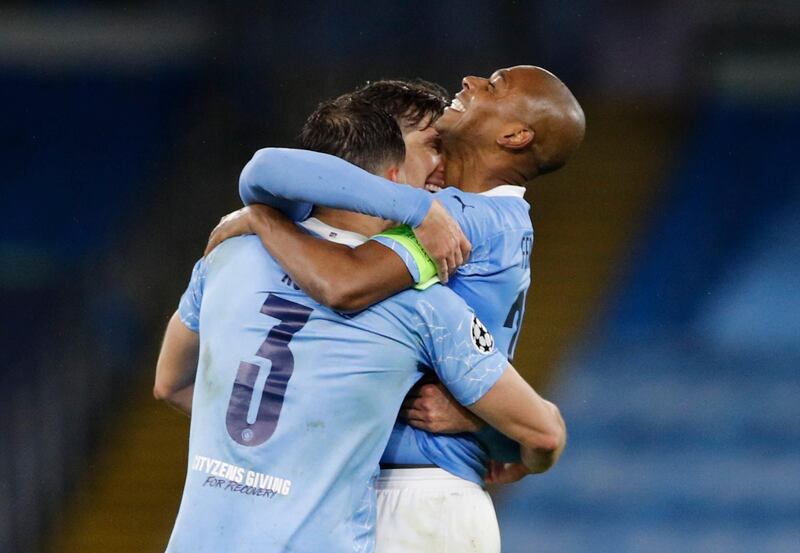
[
  {"x1": 399, "y1": 117, "x2": 445, "y2": 189},
  {"x1": 435, "y1": 66, "x2": 538, "y2": 147}
]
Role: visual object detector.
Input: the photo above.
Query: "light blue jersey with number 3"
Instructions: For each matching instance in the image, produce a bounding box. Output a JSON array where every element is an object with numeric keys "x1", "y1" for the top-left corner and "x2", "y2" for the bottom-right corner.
[
  {"x1": 165, "y1": 233, "x2": 507, "y2": 553},
  {"x1": 239, "y1": 149, "x2": 534, "y2": 483}
]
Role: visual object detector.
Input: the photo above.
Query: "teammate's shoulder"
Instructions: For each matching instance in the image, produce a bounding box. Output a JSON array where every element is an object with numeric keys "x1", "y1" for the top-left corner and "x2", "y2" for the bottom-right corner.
[
  {"x1": 205, "y1": 235, "x2": 268, "y2": 266},
  {"x1": 436, "y1": 186, "x2": 529, "y2": 210},
  {"x1": 404, "y1": 282, "x2": 466, "y2": 311}
]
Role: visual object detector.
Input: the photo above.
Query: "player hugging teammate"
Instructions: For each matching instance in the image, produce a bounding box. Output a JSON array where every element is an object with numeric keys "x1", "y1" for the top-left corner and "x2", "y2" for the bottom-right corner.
[{"x1": 156, "y1": 66, "x2": 582, "y2": 552}]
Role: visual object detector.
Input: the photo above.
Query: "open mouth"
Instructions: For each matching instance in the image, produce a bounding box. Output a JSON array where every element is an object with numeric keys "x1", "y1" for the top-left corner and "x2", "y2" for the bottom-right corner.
[{"x1": 447, "y1": 96, "x2": 466, "y2": 113}]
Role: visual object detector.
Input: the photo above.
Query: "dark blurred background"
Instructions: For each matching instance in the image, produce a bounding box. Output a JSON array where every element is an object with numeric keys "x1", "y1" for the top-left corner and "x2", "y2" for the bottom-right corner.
[{"x1": 2, "y1": 2, "x2": 799, "y2": 552}]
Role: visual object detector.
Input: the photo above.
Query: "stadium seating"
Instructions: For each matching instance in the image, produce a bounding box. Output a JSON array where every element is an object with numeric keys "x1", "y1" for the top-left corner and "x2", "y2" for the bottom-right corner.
[
  {"x1": 496, "y1": 101, "x2": 800, "y2": 553},
  {"x1": 1, "y1": 70, "x2": 191, "y2": 553}
]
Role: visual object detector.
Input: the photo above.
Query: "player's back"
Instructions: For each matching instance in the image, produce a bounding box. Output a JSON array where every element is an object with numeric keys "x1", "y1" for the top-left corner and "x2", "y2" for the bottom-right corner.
[{"x1": 166, "y1": 236, "x2": 427, "y2": 553}]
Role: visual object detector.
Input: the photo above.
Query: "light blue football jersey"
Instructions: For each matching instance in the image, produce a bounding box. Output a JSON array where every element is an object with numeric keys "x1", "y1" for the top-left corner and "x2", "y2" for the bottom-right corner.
[
  {"x1": 373, "y1": 186, "x2": 532, "y2": 482},
  {"x1": 239, "y1": 149, "x2": 533, "y2": 483},
  {"x1": 166, "y1": 230, "x2": 507, "y2": 553}
]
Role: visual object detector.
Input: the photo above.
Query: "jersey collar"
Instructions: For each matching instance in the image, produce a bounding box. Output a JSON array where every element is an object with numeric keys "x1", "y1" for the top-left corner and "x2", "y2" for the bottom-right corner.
[
  {"x1": 299, "y1": 217, "x2": 367, "y2": 248},
  {"x1": 479, "y1": 184, "x2": 526, "y2": 198}
]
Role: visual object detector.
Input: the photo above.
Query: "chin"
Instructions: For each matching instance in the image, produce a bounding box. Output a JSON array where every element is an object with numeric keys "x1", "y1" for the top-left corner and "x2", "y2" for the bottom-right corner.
[{"x1": 435, "y1": 110, "x2": 460, "y2": 132}]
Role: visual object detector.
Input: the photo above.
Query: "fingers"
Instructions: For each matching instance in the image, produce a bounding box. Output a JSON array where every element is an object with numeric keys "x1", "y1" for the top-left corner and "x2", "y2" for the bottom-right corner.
[
  {"x1": 449, "y1": 227, "x2": 462, "y2": 270},
  {"x1": 459, "y1": 234, "x2": 472, "y2": 264},
  {"x1": 437, "y1": 258, "x2": 450, "y2": 283},
  {"x1": 400, "y1": 396, "x2": 418, "y2": 411},
  {"x1": 438, "y1": 231, "x2": 462, "y2": 282},
  {"x1": 452, "y1": 236, "x2": 464, "y2": 268},
  {"x1": 483, "y1": 463, "x2": 530, "y2": 485},
  {"x1": 399, "y1": 407, "x2": 425, "y2": 422},
  {"x1": 444, "y1": 225, "x2": 469, "y2": 278},
  {"x1": 205, "y1": 229, "x2": 222, "y2": 256},
  {"x1": 406, "y1": 418, "x2": 435, "y2": 432}
]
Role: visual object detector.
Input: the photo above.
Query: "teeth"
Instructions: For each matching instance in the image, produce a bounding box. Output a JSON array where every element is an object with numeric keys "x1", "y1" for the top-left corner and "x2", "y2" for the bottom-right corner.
[{"x1": 449, "y1": 98, "x2": 465, "y2": 112}]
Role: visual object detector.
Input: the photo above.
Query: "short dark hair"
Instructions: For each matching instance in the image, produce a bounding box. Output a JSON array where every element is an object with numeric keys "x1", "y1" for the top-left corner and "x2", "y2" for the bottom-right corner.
[
  {"x1": 297, "y1": 97, "x2": 405, "y2": 174},
  {"x1": 349, "y1": 79, "x2": 449, "y2": 130}
]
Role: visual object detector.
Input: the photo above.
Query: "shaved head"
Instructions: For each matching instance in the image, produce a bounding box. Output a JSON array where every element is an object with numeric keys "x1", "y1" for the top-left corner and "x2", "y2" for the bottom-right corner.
[
  {"x1": 435, "y1": 65, "x2": 585, "y2": 187},
  {"x1": 516, "y1": 66, "x2": 585, "y2": 176}
]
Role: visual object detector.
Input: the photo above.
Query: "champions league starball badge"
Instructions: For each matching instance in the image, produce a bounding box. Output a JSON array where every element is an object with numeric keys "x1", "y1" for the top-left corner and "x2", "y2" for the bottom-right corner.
[{"x1": 471, "y1": 315, "x2": 495, "y2": 354}]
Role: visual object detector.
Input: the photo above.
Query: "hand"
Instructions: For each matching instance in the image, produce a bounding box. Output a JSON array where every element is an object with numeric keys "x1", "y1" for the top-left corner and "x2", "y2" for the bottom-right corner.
[
  {"x1": 484, "y1": 461, "x2": 531, "y2": 485},
  {"x1": 400, "y1": 382, "x2": 485, "y2": 434},
  {"x1": 205, "y1": 205, "x2": 267, "y2": 256},
  {"x1": 414, "y1": 200, "x2": 471, "y2": 283}
]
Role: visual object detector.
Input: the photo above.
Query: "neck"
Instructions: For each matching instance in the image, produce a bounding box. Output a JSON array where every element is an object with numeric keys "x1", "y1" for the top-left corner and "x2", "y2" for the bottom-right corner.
[
  {"x1": 443, "y1": 141, "x2": 530, "y2": 193},
  {"x1": 311, "y1": 207, "x2": 389, "y2": 237}
]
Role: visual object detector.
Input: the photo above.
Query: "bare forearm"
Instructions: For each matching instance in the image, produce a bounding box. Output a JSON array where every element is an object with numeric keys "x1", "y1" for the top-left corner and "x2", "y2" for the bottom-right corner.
[
  {"x1": 154, "y1": 312, "x2": 199, "y2": 409},
  {"x1": 519, "y1": 401, "x2": 566, "y2": 473},
  {"x1": 469, "y1": 367, "x2": 567, "y2": 474},
  {"x1": 251, "y1": 210, "x2": 412, "y2": 311}
]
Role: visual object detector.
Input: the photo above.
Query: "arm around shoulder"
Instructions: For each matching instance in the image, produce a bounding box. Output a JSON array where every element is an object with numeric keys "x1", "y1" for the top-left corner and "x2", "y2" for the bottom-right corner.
[{"x1": 243, "y1": 206, "x2": 414, "y2": 312}]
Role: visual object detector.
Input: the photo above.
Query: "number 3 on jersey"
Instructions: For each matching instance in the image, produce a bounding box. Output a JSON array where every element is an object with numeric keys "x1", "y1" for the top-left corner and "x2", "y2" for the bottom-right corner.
[{"x1": 226, "y1": 294, "x2": 313, "y2": 447}]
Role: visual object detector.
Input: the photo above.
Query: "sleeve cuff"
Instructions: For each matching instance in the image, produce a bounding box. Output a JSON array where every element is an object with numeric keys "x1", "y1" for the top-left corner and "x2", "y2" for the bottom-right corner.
[{"x1": 405, "y1": 188, "x2": 434, "y2": 227}]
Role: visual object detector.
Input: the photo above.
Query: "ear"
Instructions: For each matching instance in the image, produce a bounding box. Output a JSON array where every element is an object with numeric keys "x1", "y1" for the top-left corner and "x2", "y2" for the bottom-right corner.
[
  {"x1": 497, "y1": 125, "x2": 534, "y2": 150},
  {"x1": 384, "y1": 165, "x2": 401, "y2": 183}
]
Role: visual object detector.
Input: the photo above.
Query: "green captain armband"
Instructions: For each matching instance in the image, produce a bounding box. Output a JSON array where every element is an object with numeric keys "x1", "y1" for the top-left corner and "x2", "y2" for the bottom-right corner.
[{"x1": 375, "y1": 225, "x2": 440, "y2": 290}]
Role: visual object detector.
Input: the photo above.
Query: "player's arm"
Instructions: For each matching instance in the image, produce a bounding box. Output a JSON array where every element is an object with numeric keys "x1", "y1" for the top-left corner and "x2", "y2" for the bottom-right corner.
[
  {"x1": 205, "y1": 204, "x2": 451, "y2": 311},
  {"x1": 240, "y1": 148, "x2": 432, "y2": 224},
  {"x1": 466, "y1": 365, "x2": 566, "y2": 474},
  {"x1": 422, "y1": 296, "x2": 566, "y2": 475},
  {"x1": 154, "y1": 258, "x2": 206, "y2": 414},
  {"x1": 406, "y1": 368, "x2": 565, "y2": 474},
  {"x1": 238, "y1": 148, "x2": 469, "y2": 280},
  {"x1": 206, "y1": 205, "x2": 414, "y2": 312},
  {"x1": 401, "y1": 380, "x2": 523, "y2": 460},
  {"x1": 400, "y1": 380, "x2": 486, "y2": 434},
  {"x1": 153, "y1": 311, "x2": 198, "y2": 415}
]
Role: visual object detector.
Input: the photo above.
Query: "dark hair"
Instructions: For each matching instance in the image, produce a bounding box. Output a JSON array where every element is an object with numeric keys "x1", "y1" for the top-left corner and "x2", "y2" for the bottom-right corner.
[
  {"x1": 349, "y1": 79, "x2": 449, "y2": 130},
  {"x1": 297, "y1": 97, "x2": 405, "y2": 174}
]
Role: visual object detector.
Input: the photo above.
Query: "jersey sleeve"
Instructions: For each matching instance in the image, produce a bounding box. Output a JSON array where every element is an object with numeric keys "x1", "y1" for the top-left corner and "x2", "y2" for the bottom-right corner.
[
  {"x1": 414, "y1": 289, "x2": 508, "y2": 406},
  {"x1": 239, "y1": 148, "x2": 433, "y2": 225},
  {"x1": 178, "y1": 258, "x2": 208, "y2": 333}
]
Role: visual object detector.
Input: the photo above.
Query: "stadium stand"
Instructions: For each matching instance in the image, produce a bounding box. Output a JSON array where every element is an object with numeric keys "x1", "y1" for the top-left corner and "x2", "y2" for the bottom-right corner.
[
  {"x1": 496, "y1": 99, "x2": 800, "y2": 553},
  {"x1": 1, "y1": 70, "x2": 192, "y2": 553}
]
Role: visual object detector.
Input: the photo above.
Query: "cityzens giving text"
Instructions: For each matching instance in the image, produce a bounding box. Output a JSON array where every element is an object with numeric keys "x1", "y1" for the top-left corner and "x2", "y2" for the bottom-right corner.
[{"x1": 192, "y1": 454, "x2": 292, "y2": 497}]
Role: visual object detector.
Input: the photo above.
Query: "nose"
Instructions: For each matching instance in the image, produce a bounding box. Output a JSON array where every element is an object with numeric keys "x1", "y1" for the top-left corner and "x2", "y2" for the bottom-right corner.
[{"x1": 462, "y1": 76, "x2": 481, "y2": 90}]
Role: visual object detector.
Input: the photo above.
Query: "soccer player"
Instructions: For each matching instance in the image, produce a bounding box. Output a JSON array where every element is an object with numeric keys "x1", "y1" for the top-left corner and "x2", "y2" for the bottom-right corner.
[
  {"x1": 155, "y1": 97, "x2": 566, "y2": 553},
  {"x1": 207, "y1": 66, "x2": 585, "y2": 552}
]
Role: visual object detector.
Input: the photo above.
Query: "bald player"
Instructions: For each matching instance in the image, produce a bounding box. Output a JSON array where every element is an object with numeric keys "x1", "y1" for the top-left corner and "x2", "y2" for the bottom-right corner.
[{"x1": 209, "y1": 66, "x2": 584, "y2": 552}]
